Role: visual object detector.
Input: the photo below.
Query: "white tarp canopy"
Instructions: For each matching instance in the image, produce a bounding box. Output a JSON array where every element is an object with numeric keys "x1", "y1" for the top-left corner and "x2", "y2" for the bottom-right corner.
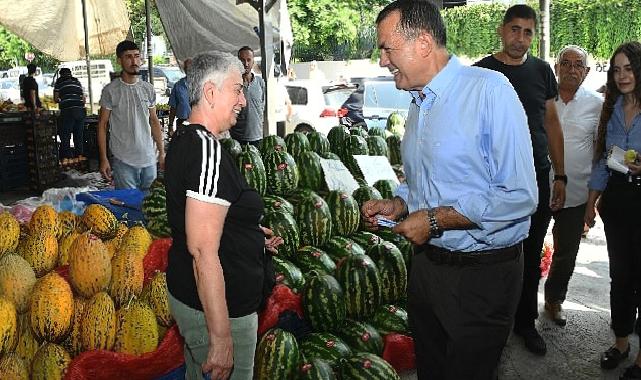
[
  {"x1": 155, "y1": 0, "x2": 293, "y2": 65},
  {"x1": 0, "y1": 0, "x2": 130, "y2": 61}
]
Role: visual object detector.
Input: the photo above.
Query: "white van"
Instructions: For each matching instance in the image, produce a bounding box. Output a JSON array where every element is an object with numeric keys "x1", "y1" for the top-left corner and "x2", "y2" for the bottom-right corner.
[{"x1": 55, "y1": 60, "x2": 114, "y2": 104}]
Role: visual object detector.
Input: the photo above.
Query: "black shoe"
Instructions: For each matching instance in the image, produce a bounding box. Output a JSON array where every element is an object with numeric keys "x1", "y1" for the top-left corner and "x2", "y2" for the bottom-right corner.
[
  {"x1": 545, "y1": 302, "x2": 567, "y2": 327},
  {"x1": 620, "y1": 364, "x2": 641, "y2": 379},
  {"x1": 600, "y1": 345, "x2": 630, "y2": 370},
  {"x1": 515, "y1": 328, "x2": 547, "y2": 356}
]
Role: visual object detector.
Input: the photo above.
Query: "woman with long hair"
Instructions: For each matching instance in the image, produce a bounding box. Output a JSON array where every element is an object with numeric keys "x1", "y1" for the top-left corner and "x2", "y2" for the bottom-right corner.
[{"x1": 586, "y1": 41, "x2": 641, "y2": 379}]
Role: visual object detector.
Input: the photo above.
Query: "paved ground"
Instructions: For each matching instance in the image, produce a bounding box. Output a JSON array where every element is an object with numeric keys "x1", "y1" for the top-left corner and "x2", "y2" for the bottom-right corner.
[{"x1": 401, "y1": 217, "x2": 638, "y2": 380}]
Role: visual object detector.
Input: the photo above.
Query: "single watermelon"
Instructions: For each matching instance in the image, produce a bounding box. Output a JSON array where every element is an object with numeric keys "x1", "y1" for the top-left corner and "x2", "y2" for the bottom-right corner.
[
  {"x1": 335, "y1": 254, "x2": 382, "y2": 320},
  {"x1": 325, "y1": 190, "x2": 360, "y2": 237},
  {"x1": 255, "y1": 328, "x2": 301, "y2": 380},
  {"x1": 302, "y1": 271, "x2": 346, "y2": 332}
]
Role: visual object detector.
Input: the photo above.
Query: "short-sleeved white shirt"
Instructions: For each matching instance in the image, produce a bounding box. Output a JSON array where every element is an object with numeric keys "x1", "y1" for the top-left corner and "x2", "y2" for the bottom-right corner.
[{"x1": 100, "y1": 78, "x2": 157, "y2": 168}]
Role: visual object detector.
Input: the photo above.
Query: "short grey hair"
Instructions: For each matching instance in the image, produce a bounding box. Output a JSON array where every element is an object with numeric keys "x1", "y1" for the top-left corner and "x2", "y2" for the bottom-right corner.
[
  {"x1": 557, "y1": 45, "x2": 589, "y2": 66},
  {"x1": 187, "y1": 52, "x2": 244, "y2": 107}
]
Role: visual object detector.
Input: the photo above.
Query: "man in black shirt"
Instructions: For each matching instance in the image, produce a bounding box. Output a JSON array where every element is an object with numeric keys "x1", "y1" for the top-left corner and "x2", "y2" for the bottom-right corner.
[
  {"x1": 54, "y1": 68, "x2": 86, "y2": 162},
  {"x1": 475, "y1": 4, "x2": 566, "y2": 356},
  {"x1": 22, "y1": 64, "x2": 41, "y2": 110}
]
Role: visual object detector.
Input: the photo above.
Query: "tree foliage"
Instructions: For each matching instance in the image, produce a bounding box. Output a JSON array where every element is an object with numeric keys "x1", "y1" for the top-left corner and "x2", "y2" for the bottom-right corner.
[
  {"x1": 125, "y1": 0, "x2": 165, "y2": 44},
  {"x1": 0, "y1": 26, "x2": 59, "y2": 71}
]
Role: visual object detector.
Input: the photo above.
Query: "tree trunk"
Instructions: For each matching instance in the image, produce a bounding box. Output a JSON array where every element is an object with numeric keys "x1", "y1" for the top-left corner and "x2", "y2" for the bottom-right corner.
[{"x1": 539, "y1": 0, "x2": 550, "y2": 60}]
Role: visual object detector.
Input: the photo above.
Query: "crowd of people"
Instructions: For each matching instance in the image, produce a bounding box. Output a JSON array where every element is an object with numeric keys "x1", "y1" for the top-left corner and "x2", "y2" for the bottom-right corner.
[{"x1": 84, "y1": 1, "x2": 641, "y2": 379}]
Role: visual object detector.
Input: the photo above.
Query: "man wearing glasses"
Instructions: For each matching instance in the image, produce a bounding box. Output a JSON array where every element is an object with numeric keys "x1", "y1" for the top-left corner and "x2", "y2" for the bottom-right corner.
[{"x1": 544, "y1": 45, "x2": 603, "y2": 327}]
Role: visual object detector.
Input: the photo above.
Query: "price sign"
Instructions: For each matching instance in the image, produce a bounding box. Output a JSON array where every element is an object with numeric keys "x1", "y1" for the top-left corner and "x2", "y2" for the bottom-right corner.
[
  {"x1": 24, "y1": 52, "x2": 35, "y2": 62},
  {"x1": 320, "y1": 158, "x2": 360, "y2": 194},
  {"x1": 353, "y1": 155, "x2": 399, "y2": 186}
]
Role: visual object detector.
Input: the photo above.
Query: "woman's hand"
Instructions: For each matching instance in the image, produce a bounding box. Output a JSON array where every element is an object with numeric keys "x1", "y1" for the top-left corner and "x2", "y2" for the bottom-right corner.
[
  {"x1": 202, "y1": 334, "x2": 233, "y2": 380},
  {"x1": 627, "y1": 154, "x2": 641, "y2": 175},
  {"x1": 261, "y1": 226, "x2": 284, "y2": 255}
]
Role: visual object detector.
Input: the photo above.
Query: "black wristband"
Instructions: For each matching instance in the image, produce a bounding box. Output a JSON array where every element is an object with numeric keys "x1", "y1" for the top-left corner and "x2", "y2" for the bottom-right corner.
[{"x1": 553, "y1": 174, "x2": 568, "y2": 184}]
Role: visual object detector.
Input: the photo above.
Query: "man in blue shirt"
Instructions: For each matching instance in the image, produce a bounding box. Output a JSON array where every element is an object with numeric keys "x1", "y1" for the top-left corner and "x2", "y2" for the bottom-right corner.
[
  {"x1": 168, "y1": 58, "x2": 192, "y2": 135},
  {"x1": 362, "y1": 1, "x2": 538, "y2": 378}
]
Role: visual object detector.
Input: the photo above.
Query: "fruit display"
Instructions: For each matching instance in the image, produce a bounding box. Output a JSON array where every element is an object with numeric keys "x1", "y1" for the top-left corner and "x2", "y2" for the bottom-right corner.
[
  {"x1": 0, "y1": 207, "x2": 176, "y2": 379},
  {"x1": 0, "y1": 128, "x2": 411, "y2": 378}
]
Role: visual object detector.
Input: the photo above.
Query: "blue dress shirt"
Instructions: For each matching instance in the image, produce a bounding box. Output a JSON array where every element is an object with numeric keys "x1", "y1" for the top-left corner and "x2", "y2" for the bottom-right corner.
[
  {"x1": 396, "y1": 55, "x2": 538, "y2": 252},
  {"x1": 168, "y1": 77, "x2": 191, "y2": 120},
  {"x1": 588, "y1": 95, "x2": 641, "y2": 191}
]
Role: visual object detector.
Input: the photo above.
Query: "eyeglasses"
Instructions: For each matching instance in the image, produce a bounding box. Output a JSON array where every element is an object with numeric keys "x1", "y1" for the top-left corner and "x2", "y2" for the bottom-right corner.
[{"x1": 560, "y1": 61, "x2": 586, "y2": 70}]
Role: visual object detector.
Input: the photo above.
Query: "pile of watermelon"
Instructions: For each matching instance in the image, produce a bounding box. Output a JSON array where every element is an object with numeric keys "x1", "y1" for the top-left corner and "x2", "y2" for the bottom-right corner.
[{"x1": 228, "y1": 128, "x2": 409, "y2": 379}]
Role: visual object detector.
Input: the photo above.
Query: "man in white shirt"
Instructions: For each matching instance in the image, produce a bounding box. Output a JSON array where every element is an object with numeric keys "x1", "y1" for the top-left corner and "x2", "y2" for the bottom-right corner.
[{"x1": 544, "y1": 45, "x2": 603, "y2": 325}]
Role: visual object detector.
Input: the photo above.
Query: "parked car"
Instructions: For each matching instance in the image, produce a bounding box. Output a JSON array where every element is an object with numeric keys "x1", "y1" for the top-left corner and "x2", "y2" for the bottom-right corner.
[
  {"x1": 285, "y1": 80, "x2": 357, "y2": 135},
  {"x1": 0, "y1": 79, "x2": 21, "y2": 103},
  {"x1": 342, "y1": 76, "x2": 412, "y2": 130},
  {"x1": 140, "y1": 66, "x2": 185, "y2": 96}
]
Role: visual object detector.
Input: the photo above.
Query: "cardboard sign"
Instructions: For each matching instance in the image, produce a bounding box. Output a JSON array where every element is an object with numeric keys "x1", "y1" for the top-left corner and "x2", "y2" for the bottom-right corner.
[
  {"x1": 353, "y1": 155, "x2": 399, "y2": 186},
  {"x1": 320, "y1": 158, "x2": 360, "y2": 194}
]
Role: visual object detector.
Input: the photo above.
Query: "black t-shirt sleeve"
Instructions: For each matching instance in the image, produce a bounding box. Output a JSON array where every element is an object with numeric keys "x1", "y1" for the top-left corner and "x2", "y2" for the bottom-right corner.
[
  {"x1": 544, "y1": 63, "x2": 558, "y2": 100},
  {"x1": 184, "y1": 129, "x2": 240, "y2": 205}
]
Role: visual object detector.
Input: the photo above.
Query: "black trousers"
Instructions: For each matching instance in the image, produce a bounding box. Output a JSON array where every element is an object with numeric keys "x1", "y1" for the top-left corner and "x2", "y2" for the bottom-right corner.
[
  {"x1": 408, "y1": 246, "x2": 523, "y2": 380},
  {"x1": 514, "y1": 168, "x2": 552, "y2": 331},
  {"x1": 59, "y1": 107, "x2": 86, "y2": 158},
  {"x1": 600, "y1": 177, "x2": 641, "y2": 337},
  {"x1": 544, "y1": 203, "x2": 586, "y2": 303}
]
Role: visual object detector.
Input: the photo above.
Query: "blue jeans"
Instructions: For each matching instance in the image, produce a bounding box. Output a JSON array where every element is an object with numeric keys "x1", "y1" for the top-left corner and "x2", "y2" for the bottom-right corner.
[
  {"x1": 167, "y1": 291, "x2": 258, "y2": 380},
  {"x1": 111, "y1": 156, "x2": 156, "y2": 192},
  {"x1": 59, "y1": 107, "x2": 86, "y2": 158}
]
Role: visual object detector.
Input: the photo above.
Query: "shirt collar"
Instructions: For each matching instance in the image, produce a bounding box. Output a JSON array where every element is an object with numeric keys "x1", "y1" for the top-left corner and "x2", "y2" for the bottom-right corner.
[{"x1": 410, "y1": 55, "x2": 461, "y2": 108}]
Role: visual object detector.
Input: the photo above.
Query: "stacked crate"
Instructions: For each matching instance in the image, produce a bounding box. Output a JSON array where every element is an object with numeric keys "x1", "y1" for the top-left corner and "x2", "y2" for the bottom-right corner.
[
  {"x1": 24, "y1": 111, "x2": 61, "y2": 192},
  {"x1": 0, "y1": 112, "x2": 28, "y2": 191}
]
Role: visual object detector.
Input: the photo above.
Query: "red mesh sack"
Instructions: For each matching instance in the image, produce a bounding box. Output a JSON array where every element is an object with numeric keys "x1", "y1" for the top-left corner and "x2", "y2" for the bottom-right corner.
[
  {"x1": 382, "y1": 333, "x2": 415, "y2": 372},
  {"x1": 64, "y1": 325, "x2": 184, "y2": 380},
  {"x1": 540, "y1": 241, "x2": 554, "y2": 278},
  {"x1": 257, "y1": 284, "x2": 303, "y2": 335},
  {"x1": 143, "y1": 238, "x2": 173, "y2": 285}
]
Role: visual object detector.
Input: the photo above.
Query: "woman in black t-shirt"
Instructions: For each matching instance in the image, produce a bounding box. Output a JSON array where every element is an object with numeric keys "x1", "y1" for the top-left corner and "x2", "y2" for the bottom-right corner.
[{"x1": 164, "y1": 52, "x2": 282, "y2": 380}]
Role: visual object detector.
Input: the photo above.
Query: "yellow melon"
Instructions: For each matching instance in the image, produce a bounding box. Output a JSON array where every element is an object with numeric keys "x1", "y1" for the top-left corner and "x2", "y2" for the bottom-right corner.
[
  {"x1": 62, "y1": 297, "x2": 87, "y2": 357},
  {"x1": 30, "y1": 343, "x2": 71, "y2": 380},
  {"x1": 146, "y1": 271, "x2": 173, "y2": 326},
  {"x1": 0, "y1": 296, "x2": 17, "y2": 355},
  {"x1": 14, "y1": 313, "x2": 40, "y2": 367},
  {"x1": 29, "y1": 272, "x2": 74, "y2": 343},
  {"x1": 0, "y1": 212, "x2": 20, "y2": 257},
  {"x1": 118, "y1": 225, "x2": 153, "y2": 260},
  {"x1": 81, "y1": 292, "x2": 116, "y2": 351},
  {"x1": 20, "y1": 231, "x2": 58, "y2": 277},
  {"x1": 56, "y1": 211, "x2": 78, "y2": 240},
  {"x1": 57, "y1": 231, "x2": 79, "y2": 267},
  {"x1": 68, "y1": 232, "x2": 111, "y2": 298},
  {"x1": 110, "y1": 250, "x2": 144, "y2": 307},
  {"x1": 81, "y1": 204, "x2": 119, "y2": 240},
  {"x1": 0, "y1": 353, "x2": 29, "y2": 380},
  {"x1": 114, "y1": 300, "x2": 159, "y2": 355},
  {"x1": 29, "y1": 205, "x2": 58, "y2": 237},
  {"x1": 0, "y1": 254, "x2": 37, "y2": 313}
]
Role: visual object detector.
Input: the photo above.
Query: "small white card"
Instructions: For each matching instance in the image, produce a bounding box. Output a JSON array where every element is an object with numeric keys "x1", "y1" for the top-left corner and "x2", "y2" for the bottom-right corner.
[
  {"x1": 607, "y1": 145, "x2": 630, "y2": 174},
  {"x1": 353, "y1": 155, "x2": 399, "y2": 186},
  {"x1": 319, "y1": 158, "x2": 360, "y2": 194}
]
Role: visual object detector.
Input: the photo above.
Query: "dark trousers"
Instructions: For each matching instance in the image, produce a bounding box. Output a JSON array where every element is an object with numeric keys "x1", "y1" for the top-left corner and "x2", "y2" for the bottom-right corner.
[
  {"x1": 408, "y1": 246, "x2": 523, "y2": 380},
  {"x1": 600, "y1": 177, "x2": 641, "y2": 337},
  {"x1": 59, "y1": 107, "x2": 86, "y2": 158},
  {"x1": 544, "y1": 203, "x2": 586, "y2": 303},
  {"x1": 514, "y1": 168, "x2": 552, "y2": 331}
]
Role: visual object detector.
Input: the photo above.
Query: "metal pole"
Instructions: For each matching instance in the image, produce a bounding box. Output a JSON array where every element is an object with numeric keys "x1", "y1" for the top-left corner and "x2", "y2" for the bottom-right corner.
[
  {"x1": 539, "y1": 0, "x2": 550, "y2": 61},
  {"x1": 258, "y1": 0, "x2": 270, "y2": 136},
  {"x1": 81, "y1": 0, "x2": 94, "y2": 114},
  {"x1": 145, "y1": 0, "x2": 153, "y2": 84}
]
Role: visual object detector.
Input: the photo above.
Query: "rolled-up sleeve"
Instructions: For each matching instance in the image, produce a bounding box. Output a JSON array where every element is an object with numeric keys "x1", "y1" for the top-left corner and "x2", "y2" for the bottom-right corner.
[{"x1": 454, "y1": 82, "x2": 538, "y2": 241}]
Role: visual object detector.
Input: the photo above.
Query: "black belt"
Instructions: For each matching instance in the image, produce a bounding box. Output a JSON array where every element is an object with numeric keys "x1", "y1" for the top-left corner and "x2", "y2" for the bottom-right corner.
[
  {"x1": 609, "y1": 171, "x2": 641, "y2": 186},
  {"x1": 419, "y1": 243, "x2": 522, "y2": 266}
]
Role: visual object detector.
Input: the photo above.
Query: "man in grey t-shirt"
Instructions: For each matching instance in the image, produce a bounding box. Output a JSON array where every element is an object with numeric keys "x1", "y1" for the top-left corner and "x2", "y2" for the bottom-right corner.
[
  {"x1": 230, "y1": 46, "x2": 264, "y2": 147},
  {"x1": 97, "y1": 40, "x2": 165, "y2": 191}
]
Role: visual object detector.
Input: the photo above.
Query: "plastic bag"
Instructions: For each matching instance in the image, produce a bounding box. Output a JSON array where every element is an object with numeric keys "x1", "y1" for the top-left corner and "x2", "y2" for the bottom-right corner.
[
  {"x1": 64, "y1": 325, "x2": 184, "y2": 380},
  {"x1": 257, "y1": 284, "x2": 303, "y2": 336},
  {"x1": 143, "y1": 238, "x2": 173, "y2": 285},
  {"x1": 382, "y1": 333, "x2": 415, "y2": 373}
]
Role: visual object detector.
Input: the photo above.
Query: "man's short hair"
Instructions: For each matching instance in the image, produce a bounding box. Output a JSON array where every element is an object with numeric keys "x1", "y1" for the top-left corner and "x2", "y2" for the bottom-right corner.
[
  {"x1": 238, "y1": 46, "x2": 254, "y2": 58},
  {"x1": 59, "y1": 68, "x2": 72, "y2": 77},
  {"x1": 116, "y1": 40, "x2": 139, "y2": 58},
  {"x1": 376, "y1": 0, "x2": 446, "y2": 47},
  {"x1": 27, "y1": 64, "x2": 37, "y2": 75},
  {"x1": 557, "y1": 45, "x2": 589, "y2": 66},
  {"x1": 503, "y1": 4, "x2": 537, "y2": 26}
]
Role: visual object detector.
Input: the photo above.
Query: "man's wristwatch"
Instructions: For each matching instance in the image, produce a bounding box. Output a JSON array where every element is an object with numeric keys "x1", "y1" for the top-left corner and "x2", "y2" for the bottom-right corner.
[
  {"x1": 553, "y1": 174, "x2": 568, "y2": 185},
  {"x1": 426, "y1": 208, "x2": 443, "y2": 238}
]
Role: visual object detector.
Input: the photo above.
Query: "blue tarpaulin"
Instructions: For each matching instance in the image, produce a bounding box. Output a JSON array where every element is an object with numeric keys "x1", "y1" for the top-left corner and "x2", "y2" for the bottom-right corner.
[{"x1": 76, "y1": 189, "x2": 144, "y2": 225}]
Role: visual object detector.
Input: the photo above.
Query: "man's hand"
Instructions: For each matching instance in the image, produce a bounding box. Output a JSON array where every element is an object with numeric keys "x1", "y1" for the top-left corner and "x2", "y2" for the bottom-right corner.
[
  {"x1": 361, "y1": 197, "x2": 406, "y2": 231},
  {"x1": 158, "y1": 154, "x2": 166, "y2": 171},
  {"x1": 261, "y1": 226, "x2": 284, "y2": 255},
  {"x1": 393, "y1": 209, "x2": 430, "y2": 246},
  {"x1": 550, "y1": 180, "x2": 566, "y2": 212},
  {"x1": 100, "y1": 159, "x2": 112, "y2": 181},
  {"x1": 202, "y1": 334, "x2": 233, "y2": 380}
]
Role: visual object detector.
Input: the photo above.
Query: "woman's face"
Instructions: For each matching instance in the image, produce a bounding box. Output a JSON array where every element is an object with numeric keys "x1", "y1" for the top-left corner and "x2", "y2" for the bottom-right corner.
[
  {"x1": 613, "y1": 52, "x2": 637, "y2": 95},
  {"x1": 214, "y1": 70, "x2": 246, "y2": 129}
]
